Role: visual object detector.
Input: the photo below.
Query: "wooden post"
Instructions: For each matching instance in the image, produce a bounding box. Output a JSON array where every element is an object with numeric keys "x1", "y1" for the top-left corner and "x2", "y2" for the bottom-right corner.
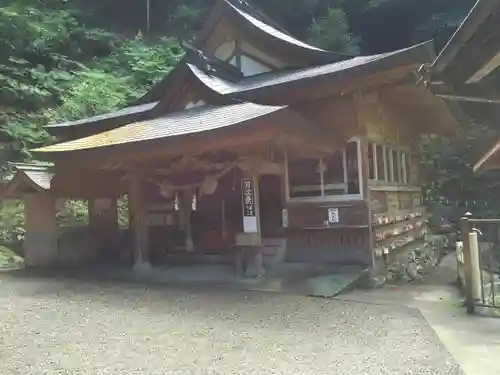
[
  {"x1": 461, "y1": 217, "x2": 474, "y2": 314},
  {"x1": 356, "y1": 92, "x2": 376, "y2": 269},
  {"x1": 128, "y1": 170, "x2": 150, "y2": 272},
  {"x1": 469, "y1": 231, "x2": 482, "y2": 304},
  {"x1": 221, "y1": 199, "x2": 227, "y2": 241},
  {"x1": 237, "y1": 171, "x2": 264, "y2": 278},
  {"x1": 88, "y1": 198, "x2": 118, "y2": 252},
  {"x1": 24, "y1": 193, "x2": 58, "y2": 267},
  {"x1": 179, "y1": 190, "x2": 194, "y2": 252}
]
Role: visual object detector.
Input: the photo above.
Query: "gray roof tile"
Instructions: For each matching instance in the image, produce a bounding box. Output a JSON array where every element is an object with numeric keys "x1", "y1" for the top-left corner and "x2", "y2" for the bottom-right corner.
[
  {"x1": 34, "y1": 102, "x2": 285, "y2": 152},
  {"x1": 227, "y1": 1, "x2": 327, "y2": 53},
  {"x1": 46, "y1": 102, "x2": 158, "y2": 129},
  {"x1": 187, "y1": 42, "x2": 433, "y2": 96}
]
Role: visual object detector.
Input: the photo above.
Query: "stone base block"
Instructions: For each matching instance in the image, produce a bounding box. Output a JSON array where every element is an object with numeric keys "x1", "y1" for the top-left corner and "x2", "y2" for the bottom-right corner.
[{"x1": 133, "y1": 261, "x2": 152, "y2": 274}]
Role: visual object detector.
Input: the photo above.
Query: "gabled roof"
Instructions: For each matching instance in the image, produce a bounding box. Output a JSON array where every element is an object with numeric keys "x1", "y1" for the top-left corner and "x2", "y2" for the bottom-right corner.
[
  {"x1": 3, "y1": 162, "x2": 55, "y2": 197},
  {"x1": 186, "y1": 41, "x2": 435, "y2": 100},
  {"x1": 34, "y1": 103, "x2": 285, "y2": 153},
  {"x1": 226, "y1": 1, "x2": 326, "y2": 53},
  {"x1": 39, "y1": 0, "x2": 438, "y2": 139},
  {"x1": 194, "y1": 0, "x2": 347, "y2": 65},
  {"x1": 54, "y1": 39, "x2": 434, "y2": 136}
]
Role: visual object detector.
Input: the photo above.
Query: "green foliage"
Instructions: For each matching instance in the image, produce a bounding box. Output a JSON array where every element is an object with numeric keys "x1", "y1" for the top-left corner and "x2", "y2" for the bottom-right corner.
[
  {"x1": 308, "y1": 7, "x2": 360, "y2": 54},
  {"x1": 57, "y1": 200, "x2": 90, "y2": 228},
  {"x1": 0, "y1": 1, "x2": 183, "y2": 162},
  {"x1": 0, "y1": 246, "x2": 24, "y2": 269},
  {"x1": 422, "y1": 121, "x2": 500, "y2": 217},
  {"x1": 0, "y1": 1, "x2": 184, "y2": 246},
  {"x1": 0, "y1": 201, "x2": 25, "y2": 251}
]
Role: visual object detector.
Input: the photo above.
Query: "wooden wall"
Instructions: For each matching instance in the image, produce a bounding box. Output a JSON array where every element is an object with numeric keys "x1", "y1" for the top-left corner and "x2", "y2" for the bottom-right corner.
[
  {"x1": 284, "y1": 201, "x2": 372, "y2": 265},
  {"x1": 361, "y1": 92, "x2": 428, "y2": 258}
]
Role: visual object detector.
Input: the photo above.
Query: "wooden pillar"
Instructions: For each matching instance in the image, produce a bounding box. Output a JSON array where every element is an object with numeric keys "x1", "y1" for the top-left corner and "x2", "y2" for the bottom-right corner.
[
  {"x1": 179, "y1": 189, "x2": 194, "y2": 252},
  {"x1": 24, "y1": 193, "x2": 58, "y2": 267},
  {"x1": 237, "y1": 171, "x2": 264, "y2": 278},
  {"x1": 356, "y1": 92, "x2": 376, "y2": 269},
  {"x1": 88, "y1": 198, "x2": 118, "y2": 252},
  {"x1": 128, "y1": 170, "x2": 150, "y2": 272}
]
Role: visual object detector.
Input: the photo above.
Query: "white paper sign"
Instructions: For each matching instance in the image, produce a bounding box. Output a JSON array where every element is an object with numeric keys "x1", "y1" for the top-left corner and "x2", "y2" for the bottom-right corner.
[
  {"x1": 328, "y1": 208, "x2": 339, "y2": 224},
  {"x1": 282, "y1": 209, "x2": 288, "y2": 228},
  {"x1": 243, "y1": 217, "x2": 258, "y2": 233}
]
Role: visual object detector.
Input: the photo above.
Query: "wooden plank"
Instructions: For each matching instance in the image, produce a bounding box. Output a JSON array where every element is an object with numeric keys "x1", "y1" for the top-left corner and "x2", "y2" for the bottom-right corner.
[{"x1": 285, "y1": 201, "x2": 369, "y2": 228}]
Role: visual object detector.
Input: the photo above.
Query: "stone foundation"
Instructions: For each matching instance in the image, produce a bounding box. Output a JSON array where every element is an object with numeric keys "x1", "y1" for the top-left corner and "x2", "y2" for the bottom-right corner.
[{"x1": 370, "y1": 234, "x2": 447, "y2": 286}]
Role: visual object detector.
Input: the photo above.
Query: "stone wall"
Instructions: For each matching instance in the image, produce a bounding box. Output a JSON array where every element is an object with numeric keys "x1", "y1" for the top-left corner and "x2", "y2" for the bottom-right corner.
[{"x1": 371, "y1": 234, "x2": 448, "y2": 286}]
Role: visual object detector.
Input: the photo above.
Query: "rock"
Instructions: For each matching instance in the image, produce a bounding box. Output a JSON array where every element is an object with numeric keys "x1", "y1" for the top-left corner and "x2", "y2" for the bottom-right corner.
[
  {"x1": 371, "y1": 275, "x2": 387, "y2": 288},
  {"x1": 406, "y1": 262, "x2": 422, "y2": 281}
]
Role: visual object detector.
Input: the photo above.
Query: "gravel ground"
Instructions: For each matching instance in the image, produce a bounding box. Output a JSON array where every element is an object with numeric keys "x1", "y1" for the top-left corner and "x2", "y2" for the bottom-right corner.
[{"x1": 0, "y1": 276, "x2": 463, "y2": 375}]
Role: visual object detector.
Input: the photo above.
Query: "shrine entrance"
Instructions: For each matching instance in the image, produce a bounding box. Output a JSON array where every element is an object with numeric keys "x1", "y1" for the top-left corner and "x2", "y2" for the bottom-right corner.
[{"x1": 144, "y1": 167, "x2": 284, "y2": 266}]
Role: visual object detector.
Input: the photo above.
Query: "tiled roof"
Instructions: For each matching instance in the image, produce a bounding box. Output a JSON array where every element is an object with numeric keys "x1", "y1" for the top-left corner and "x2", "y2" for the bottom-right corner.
[
  {"x1": 46, "y1": 102, "x2": 158, "y2": 129},
  {"x1": 227, "y1": 1, "x2": 327, "y2": 53},
  {"x1": 34, "y1": 102, "x2": 285, "y2": 153},
  {"x1": 13, "y1": 163, "x2": 54, "y2": 190},
  {"x1": 2, "y1": 163, "x2": 55, "y2": 195},
  {"x1": 187, "y1": 42, "x2": 432, "y2": 95}
]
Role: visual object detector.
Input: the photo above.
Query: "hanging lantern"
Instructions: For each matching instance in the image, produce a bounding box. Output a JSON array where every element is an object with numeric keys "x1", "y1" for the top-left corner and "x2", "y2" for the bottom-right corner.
[{"x1": 200, "y1": 176, "x2": 218, "y2": 195}]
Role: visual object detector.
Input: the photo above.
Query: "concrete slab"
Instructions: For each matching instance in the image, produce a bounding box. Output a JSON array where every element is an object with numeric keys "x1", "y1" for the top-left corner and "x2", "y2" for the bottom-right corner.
[
  {"x1": 344, "y1": 254, "x2": 500, "y2": 375},
  {"x1": 16, "y1": 262, "x2": 367, "y2": 298}
]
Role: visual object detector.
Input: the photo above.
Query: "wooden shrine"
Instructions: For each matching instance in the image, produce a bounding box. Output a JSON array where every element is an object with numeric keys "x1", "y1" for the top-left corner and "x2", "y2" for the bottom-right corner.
[{"x1": 4, "y1": 0, "x2": 459, "y2": 275}]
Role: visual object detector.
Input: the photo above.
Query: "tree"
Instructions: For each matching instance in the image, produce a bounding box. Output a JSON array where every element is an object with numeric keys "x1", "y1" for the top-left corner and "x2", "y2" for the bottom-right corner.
[{"x1": 308, "y1": 7, "x2": 360, "y2": 53}]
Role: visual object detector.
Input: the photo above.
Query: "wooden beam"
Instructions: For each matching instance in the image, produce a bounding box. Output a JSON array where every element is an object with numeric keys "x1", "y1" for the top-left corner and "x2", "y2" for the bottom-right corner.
[
  {"x1": 466, "y1": 51, "x2": 500, "y2": 83},
  {"x1": 431, "y1": 81, "x2": 500, "y2": 104},
  {"x1": 432, "y1": 0, "x2": 500, "y2": 74},
  {"x1": 440, "y1": 10, "x2": 500, "y2": 84},
  {"x1": 436, "y1": 93, "x2": 500, "y2": 104},
  {"x1": 473, "y1": 139, "x2": 500, "y2": 172}
]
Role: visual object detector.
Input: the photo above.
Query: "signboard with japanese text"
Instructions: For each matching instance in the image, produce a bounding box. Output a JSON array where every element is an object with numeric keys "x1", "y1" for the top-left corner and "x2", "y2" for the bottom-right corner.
[{"x1": 241, "y1": 178, "x2": 258, "y2": 233}]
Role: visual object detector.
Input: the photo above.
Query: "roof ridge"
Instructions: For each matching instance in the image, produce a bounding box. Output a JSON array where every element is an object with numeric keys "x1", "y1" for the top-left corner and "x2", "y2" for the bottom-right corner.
[{"x1": 225, "y1": 0, "x2": 290, "y2": 34}]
